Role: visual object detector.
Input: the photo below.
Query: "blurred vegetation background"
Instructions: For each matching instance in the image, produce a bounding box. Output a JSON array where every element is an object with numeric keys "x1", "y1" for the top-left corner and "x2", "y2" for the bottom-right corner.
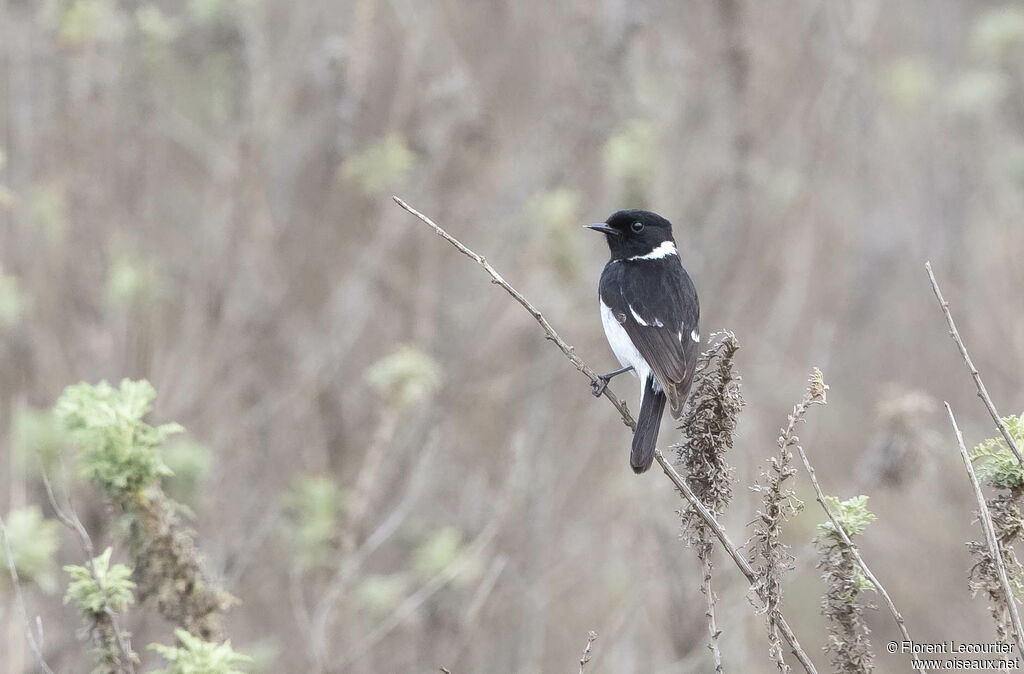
[{"x1": 1, "y1": 0, "x2": 1024, "y2": 672}]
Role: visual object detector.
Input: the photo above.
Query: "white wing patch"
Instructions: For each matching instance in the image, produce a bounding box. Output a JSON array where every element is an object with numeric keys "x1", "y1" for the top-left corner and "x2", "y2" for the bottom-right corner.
[
  {"x1": 628, "y1": 240, "x2": 677, "y2": 261},
  {"x1": 691, "y1": 329, "x2": 700, "y2": 343},
  {"x1": 628, "y1": 304, "x2": 663, "y2": 328}
]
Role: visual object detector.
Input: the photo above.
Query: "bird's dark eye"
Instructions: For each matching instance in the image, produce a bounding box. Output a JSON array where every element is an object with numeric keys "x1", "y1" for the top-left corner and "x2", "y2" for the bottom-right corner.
[{"x1": 631, "y1": 221, "x2": 644, "y2": 233}]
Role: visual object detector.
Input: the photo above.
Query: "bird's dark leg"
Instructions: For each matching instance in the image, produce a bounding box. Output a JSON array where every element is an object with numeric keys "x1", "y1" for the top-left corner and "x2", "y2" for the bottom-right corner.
[{"x1": 591, "y1": 365, "x2": 634, "y2": 397}]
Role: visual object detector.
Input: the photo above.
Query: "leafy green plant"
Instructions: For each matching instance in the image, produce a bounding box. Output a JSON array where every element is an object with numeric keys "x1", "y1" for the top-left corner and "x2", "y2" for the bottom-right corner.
[
  {"x1": 64, "y1": 548, "x2": 136, "y2": 615},
  {"x1": 602, "y1": 119, "x2": 656, "y2": 205},
  {"x1": 971, "y1": 6, "x2": 1024, "y2": 63},
  {"x1": 55, "y1": 379, "x2": 181, "y2": 496},
  {"x1": 149, "y1": 628, "x2": 252, "y2": 674},
  {"x1": 970, "y1": 413, "x2": 1024, "y2": 490},
  {"x1": 12, "y1": 406, "x2": 66, "y2": 473},
  {"x1": 816, "y1": 495, "x2": 877, "y2": 674},
  {"x1": 162, "y1": 439, "x2": 214, "y2": 504},
  {"x1": 356, "y1": 573, "x2": 411, "y2": 616},
  {"x1": 1, "y1": 506, "x2": 60, "y2": 593},
  {"x1": 881, "y1": 56, "x2": 934, "y2": 112},
  {"x1": 279, "y1": 475, "x2": 344, "y2": 573},
  {"x1": 0, "y1": 270, "x2": 28, "y2": 328},
  {"x1": 412, "y1": 527, "x2": 464, "y2": 578},
  {"x1": 364, "y1": 345, "x2": 442, "y2": 411},
  {"x1": 63, "y1": 548, "x2": 138, "y2": 673},
  {"x1": 966, "y1": 413, "x2": 1024, "y2": 641},
  {"x1": 525, "y1": 188, "x2": 583, "y2": 282},
  {"x1": 340, "y1": 133, "x2": 416, "y2": 197},
  {"x1": 54, "y1": 379, "x2": 231, "y2": 642},
  {"x1": 105, "y1": 253, "x2": 166, "y2": 310},
  {"x1": 44, "y1": 0, "x2": 127, "y2": 49},
  {"x1": 817, "y1": 495, "x2": 878, "y2": 539}
]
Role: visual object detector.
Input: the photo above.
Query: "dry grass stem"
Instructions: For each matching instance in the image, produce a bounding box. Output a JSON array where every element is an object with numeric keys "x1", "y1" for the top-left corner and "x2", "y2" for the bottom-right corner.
[{"x1": 578, "y1": 630, "x2": 597, "y2": 673}]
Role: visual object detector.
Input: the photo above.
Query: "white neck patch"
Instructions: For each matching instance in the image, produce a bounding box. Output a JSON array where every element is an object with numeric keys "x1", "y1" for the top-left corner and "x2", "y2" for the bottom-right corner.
[{"x1": 628, "y1": 240, "x2": 677, "y2": 261}]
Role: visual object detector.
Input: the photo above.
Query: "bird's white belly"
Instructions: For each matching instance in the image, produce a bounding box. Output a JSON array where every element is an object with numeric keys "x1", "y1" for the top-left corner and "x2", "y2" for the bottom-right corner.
[{"x1": 600, "y1": 300, "x2": 653, "y2": 389}]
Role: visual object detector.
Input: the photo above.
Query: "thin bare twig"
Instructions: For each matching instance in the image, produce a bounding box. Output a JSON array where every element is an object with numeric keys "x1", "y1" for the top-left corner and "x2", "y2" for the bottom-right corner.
[
  {"x1": 926, "y1": 262, "x2": 1024, "y2": 472},
  {"x1": 393, "y1": 196, "x2": 634, "y2": 429},
  {"x1": 42, "y1": 470, "x2": 137, "y2": 673},
  {"x1": 578, "y1": 630, "x2": 597, "y2": 673},
  {"x1": 0, "y1": 516, "x2": 56, "y2": 674},
  {"x1": 789, "y1": 386, "x2": 925, "y2": 672},
  {"x1": 945, "y1": 403, "x2": 1024, "y2": 654},
  {"x1": 700, "y1": 559, "x2": 724, "y2": 673},
  {"x1": 394, "y1": 196, "x2": 818, "y2": 674}
]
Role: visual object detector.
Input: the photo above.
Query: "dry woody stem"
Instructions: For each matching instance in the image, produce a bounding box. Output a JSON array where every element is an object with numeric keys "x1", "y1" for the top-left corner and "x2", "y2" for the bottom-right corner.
[
  {"x1": 678, "y1": 334, "x2": 742, "y2": 673},
  {"x1": 578, "y1": 630, "x2": 597, "y2": 673},
  {"x1": 946, "y1": 403, "x2": 1024, "y2": 655},
  {"x1": 792, "y1": 371, "x2": 924, "y2": 672},
  {"x1": 393, "y1": 196, "x2": 819, "y2": 674},
  {"x1": 926, "y1": 262, "x2": 1024, "y2": 473}
]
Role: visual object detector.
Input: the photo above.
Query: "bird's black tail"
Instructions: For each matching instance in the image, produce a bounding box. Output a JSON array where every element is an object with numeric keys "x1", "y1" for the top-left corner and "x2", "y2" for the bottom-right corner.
[{"x1": 631, "y1": 375, "x2": 666, "y2": 473}]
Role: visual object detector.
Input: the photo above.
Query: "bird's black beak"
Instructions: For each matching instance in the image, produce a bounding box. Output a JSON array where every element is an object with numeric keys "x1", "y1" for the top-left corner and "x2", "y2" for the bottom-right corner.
[{"x1": 585, "y1": 223, "x2": 619, "y2": 236}]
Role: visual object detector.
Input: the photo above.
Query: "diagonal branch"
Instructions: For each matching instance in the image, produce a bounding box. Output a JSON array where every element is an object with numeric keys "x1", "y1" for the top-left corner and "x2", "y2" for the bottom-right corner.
[
  {"x1": 926, "y1": 262, "x2": 1024, "y2": 472},
  {"x1": 393, "y1": 196, "x2": 818, "y2": 674},
  {"x1": 653, "y1": 450, "x2": 817, "y2": 674},
  {"x1": 393, "y1": 196, "x2": 634, "y2": 429},
  {"x1": 945, "y1": 403, "x2": 1024, "y2": 655}
]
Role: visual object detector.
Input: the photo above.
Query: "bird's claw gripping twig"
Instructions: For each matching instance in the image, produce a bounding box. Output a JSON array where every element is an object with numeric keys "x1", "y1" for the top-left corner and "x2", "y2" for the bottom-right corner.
[{"x1": 591, "y1": 376, "x2": 611, "y2": 398}]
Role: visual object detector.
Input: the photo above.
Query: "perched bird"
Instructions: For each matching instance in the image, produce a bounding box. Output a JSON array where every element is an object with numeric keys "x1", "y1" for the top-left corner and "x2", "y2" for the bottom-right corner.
[{"x1": 587, "y1": 210, "x2": 700, "y2": 473}]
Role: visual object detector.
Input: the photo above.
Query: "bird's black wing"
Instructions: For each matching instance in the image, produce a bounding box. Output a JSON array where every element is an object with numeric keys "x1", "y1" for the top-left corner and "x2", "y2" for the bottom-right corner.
[{"x1": 601, "y1": 257, "x2": 700, "y2": 418}]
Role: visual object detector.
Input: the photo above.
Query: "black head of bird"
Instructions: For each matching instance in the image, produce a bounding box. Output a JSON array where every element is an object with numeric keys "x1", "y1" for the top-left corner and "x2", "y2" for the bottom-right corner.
[{"x1": 585, "y1": 209, "x2": 676, "y2": 260}]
